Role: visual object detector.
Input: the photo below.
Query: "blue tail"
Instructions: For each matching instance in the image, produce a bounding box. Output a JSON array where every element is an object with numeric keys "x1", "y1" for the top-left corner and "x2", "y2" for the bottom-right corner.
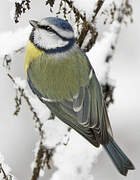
[{"x1": 103, "y1": 137, "x2": 135, "y2": 176}]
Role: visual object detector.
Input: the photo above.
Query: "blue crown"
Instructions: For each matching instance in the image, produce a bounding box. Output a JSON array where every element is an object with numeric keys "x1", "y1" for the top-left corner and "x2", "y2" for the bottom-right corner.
[{"x1": 46, "y1": 17, "x2": 73, "y2": 32}]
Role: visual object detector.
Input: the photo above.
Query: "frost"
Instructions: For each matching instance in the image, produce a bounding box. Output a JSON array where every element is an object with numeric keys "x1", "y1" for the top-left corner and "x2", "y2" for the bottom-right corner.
[
  {"x1": 51, "y1": 130, "x2": 102, "y2": 180},
  {"x1": 0, "y1": 153, "x2": 16, "y2": 180},
  {"x1": 26, "y1": 93, "x2": 48, "y2": 120},
  {"x1": 14, "y1": 77, "x2": 27, "y2": 89},
  {"x1": 39, "y1": 169, "x2": 45, "y2": 177},
  {"x1": 0, "y1": 26, "x2": 31, "y2": 59},
  {"x1": 73, "y1": 0, "x2": 97, "y2": 19},
  {"x1": 42, "y1": 118, "x2": 69, "y2": 148},
  {"x1": 87, "y1": 21, "x2": 121, "y2": 83}
]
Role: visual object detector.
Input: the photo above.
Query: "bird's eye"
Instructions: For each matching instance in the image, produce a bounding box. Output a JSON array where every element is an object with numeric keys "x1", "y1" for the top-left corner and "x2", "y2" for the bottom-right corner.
[
  {"x1": 39, "y1": 25, "x2": 53, "y2": 32},
  {"x1": 45, "y1": 26, "x2": 53, "y2": 31}
]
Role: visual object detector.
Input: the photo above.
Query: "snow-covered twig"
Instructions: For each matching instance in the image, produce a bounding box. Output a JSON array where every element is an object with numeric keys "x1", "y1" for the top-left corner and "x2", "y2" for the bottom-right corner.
[
  {"x1": 101, "y1": 0, "x2": 133, "y2": 107},
  {"x1": 0, "y1": 153, "x2": 16, "y2": 180},
  {"x1": 88, "y1": 0, "x2": 133, "y2": 107},
  {"x1": 78, "y1": 0, "x2": 105, "y2": 50},
  {"x1": 6, "y1": 73, "x2": 55, "y2": 180},
  {"x1": 5, "y1": 68, "x2": 71, "y2": 180},
  {"x1": 31, "y1": 142, "x2": 55, "y2": 180},
  {"x1": 61, "y1": 0, "x2": 105, "y2": 50}
]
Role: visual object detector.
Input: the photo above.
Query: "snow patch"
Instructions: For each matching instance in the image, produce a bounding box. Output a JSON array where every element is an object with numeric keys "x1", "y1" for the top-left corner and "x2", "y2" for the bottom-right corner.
[{"x1": 0, "y1": 26, "x2": 31, "y2": 59}]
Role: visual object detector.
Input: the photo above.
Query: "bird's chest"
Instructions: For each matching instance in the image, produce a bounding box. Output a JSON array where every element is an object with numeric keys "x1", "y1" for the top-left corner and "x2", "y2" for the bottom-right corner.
[{"x1": 28, "y1": 53, "x2": 89, "y2": 101}]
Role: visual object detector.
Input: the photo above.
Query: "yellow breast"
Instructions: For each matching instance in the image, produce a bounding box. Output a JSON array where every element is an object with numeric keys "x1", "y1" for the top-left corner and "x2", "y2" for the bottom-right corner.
[{"x1": 24, "y1": 40, "x2": 44, "y2": 71}]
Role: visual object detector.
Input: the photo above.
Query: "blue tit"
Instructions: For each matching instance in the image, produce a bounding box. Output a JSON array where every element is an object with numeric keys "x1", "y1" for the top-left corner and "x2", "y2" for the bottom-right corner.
[{"x1": 24, "y1": 17, "x2": 135, "y2": 175}]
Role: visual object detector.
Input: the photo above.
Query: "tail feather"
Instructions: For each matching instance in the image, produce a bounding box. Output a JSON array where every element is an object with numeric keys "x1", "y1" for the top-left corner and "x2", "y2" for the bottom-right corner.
[{"x1": 103, "y1": 138, "x2": 135, "y2": 176}]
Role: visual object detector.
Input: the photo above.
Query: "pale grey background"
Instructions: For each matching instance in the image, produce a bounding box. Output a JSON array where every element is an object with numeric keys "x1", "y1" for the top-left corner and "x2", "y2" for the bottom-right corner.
[{"x1": 0, "y1": 1, "x2": 139, "y2": 180}]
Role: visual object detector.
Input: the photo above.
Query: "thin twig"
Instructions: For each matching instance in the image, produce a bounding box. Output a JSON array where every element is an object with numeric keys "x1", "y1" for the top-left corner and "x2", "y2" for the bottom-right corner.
[
  {"x1": 31, "y1": 142, "x2": 45, "y2": 180},
  {"x1": 0, "y1": 164, "x2": 8, "y2": 180},
  {"x1": 63, "y1": 0, "x2": 86, "y2": 22},
  {"x1": 7, "y1": 73, "x2": 44, "y2": 139},
  {"x1": 7, "y1": 73, "x2": 57, "y2": 180},
  {"x1": 77, "y1": 0, "x2": 105, "y2": 49},
  {"x1": 0, "y1": 163, "x2": 13, "y2": 180},
  {"x1": 92, "y1": 0, "x2": 105, "y2": 23},
  {"x1": 101, "y1": 0, "x2": 132, "y2": 107}
]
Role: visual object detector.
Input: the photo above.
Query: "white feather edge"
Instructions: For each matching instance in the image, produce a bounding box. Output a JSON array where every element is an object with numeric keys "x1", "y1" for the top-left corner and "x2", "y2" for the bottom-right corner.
[
  {"x1": 89, "y1": 70, "x2": 93, "y2": 79},
  {"x1": 41, "y1": 97, "x2": 54, "y2": 102}
]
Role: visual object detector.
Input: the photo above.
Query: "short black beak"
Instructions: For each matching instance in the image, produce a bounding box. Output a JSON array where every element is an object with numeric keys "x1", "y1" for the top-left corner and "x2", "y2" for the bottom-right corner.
[{"x1": 29, "y1": 20, "x2": 38, "y2": 28}]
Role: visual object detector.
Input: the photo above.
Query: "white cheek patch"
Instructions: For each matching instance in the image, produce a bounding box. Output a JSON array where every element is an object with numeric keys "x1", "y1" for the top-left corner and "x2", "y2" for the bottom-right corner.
[{"x1": 34, "y1": 29, "x2": 69, "y2": 50}]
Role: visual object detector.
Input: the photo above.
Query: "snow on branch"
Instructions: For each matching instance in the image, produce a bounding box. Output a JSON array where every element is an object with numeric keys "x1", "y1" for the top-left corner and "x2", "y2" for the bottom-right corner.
[
  {"x1": 88, "y1": 0, "x2": 133, "y2": 107},
  {"x1": 50, "y1": 130, "x2": 102, "y2": 180},
  {"x1": 0, "y1": 26, "x2": 30, "y2": 59},
  {"x1": 0, "y1": 153, "x2": 16, "y2": 180}
]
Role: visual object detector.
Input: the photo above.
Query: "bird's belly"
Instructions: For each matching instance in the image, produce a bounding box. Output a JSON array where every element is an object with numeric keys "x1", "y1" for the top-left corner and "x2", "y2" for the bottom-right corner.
[{"x1": 28, "y1": 57, "x2": 85, "y2": 101}]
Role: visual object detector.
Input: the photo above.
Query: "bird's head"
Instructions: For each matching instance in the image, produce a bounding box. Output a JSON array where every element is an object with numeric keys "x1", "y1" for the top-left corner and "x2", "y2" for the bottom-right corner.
[{"x1": 29, "y1": 17, "x2": 75, "y2": 53}]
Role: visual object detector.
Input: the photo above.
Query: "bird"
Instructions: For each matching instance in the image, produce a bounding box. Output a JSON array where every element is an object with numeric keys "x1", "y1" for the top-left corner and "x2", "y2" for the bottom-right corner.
[{"x1": 24, "y1": 17, "x2": 135, "y2": 176}]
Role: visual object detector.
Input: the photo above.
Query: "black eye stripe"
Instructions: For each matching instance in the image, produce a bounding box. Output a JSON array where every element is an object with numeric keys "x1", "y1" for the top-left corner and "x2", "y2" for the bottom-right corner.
[
  {"x1": 37, "y1": 24, "x2": 73, "y2": 41},
  {"x1": 38, "y1": 25, "x2": 53, "y2": 32}
]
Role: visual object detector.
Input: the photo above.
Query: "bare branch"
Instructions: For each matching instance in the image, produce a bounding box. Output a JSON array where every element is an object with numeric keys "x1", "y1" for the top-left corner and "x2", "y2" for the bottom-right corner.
[
  {"x1": 7, "y1": 73, "x2": 44, "y2": 139},
  {"x1": 77, "y1": 0, "x2": 104, "y2": 49},
  {"x1": 92, "y1": 0, "x2": 104, "y2": 22},
  {"x1": 14, "y1": 0, "x2": 31, "y2": 23},
  {"x1": 31, "y1": 142, "x2": 45, "y2": 180},
  {"x1": 62, "y1": 0, "x2": 87, "y2": 22}
]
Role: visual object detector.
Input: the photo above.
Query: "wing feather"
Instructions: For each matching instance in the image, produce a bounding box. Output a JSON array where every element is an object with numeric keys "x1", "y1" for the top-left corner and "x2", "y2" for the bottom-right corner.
[
  {"x1": 57, "y1": 71, "x2": 112, "y2": 145},
  {"x1": 73, "y1": 87, "x2": 85, "y2": 112},
  {"x1": 43, "y1": 100, "x2": 100, "y2": 147}
]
